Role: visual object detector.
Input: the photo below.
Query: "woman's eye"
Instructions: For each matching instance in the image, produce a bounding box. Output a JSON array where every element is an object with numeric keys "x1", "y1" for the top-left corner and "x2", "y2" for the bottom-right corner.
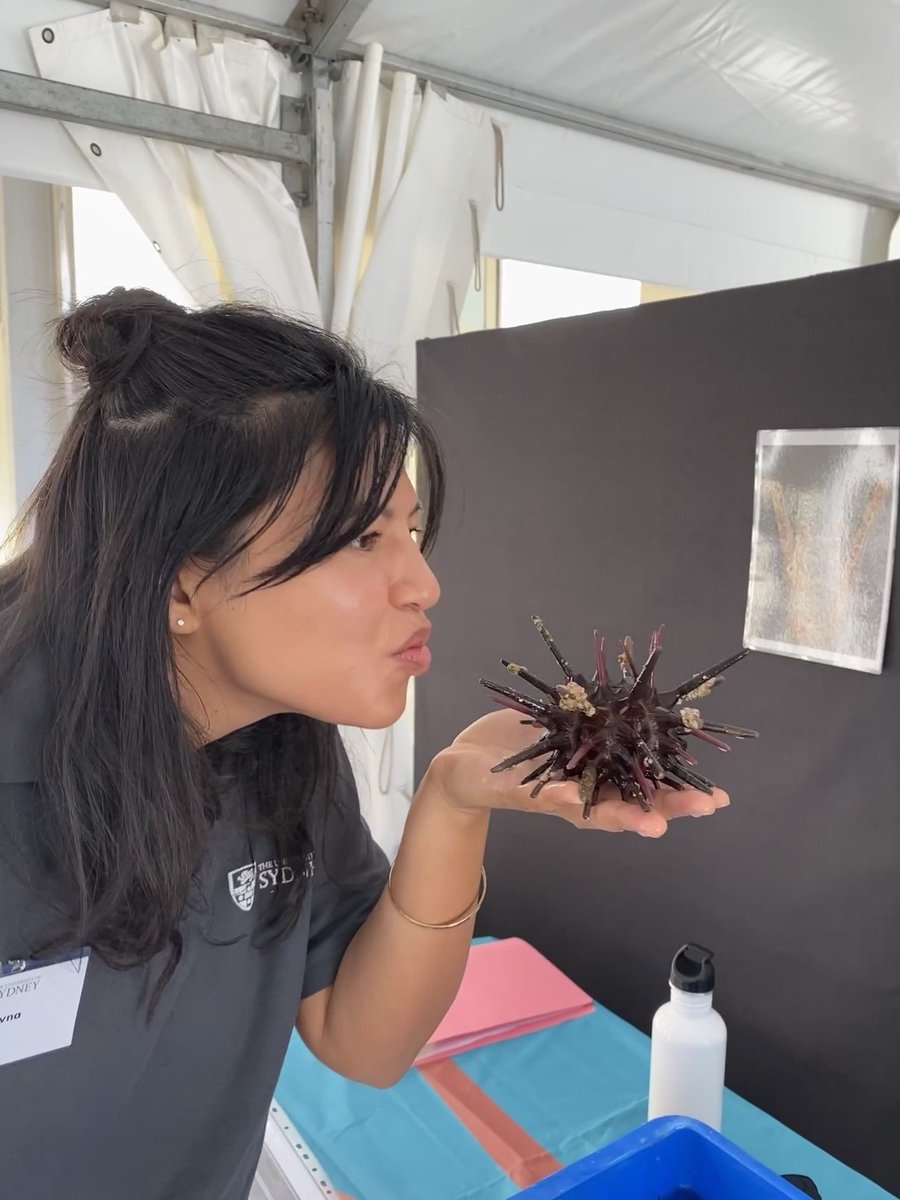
[{"x1": 349, "y1": 527, "x2": 423, "y2": 550}]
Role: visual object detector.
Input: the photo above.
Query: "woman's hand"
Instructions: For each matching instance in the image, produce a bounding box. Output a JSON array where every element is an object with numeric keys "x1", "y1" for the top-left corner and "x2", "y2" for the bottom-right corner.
[{"x1": 426, "y1": 708, "x2": 729, "y2": 838}]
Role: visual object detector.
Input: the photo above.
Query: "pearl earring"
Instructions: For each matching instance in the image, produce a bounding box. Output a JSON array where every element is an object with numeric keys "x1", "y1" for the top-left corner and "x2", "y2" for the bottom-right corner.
[{"x1": 176, "y1": 619, "x2": 185, "y2": 628}]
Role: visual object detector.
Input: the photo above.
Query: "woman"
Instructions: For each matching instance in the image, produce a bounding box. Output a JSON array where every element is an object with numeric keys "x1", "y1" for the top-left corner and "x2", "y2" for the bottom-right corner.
[{"x1": 0, "y1": 289, "x2": 726, "y2": 1199}]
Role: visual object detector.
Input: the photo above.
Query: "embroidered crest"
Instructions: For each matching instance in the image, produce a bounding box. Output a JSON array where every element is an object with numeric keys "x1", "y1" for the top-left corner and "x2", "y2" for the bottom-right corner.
[{"x1": 227, "y1": 863, "x2": 258, "y2": 912}]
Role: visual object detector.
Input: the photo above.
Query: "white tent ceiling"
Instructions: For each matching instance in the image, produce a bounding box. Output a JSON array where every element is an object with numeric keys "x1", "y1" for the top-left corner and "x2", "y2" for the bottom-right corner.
[
  {"x1": 348, "y1": 0, "x2": 900, "y2": 199},
  {"x1": 210, "y1": 0, "x2": 900, "y2": 206}
]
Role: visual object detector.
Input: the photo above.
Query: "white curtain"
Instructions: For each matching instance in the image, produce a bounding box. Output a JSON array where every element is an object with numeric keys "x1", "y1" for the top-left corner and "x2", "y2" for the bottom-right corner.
[
  {"x1": 329, "y1": 44, "x2": 498, "y2": 390},
  {"x1": 330, "y1": 46, "x2": 499, "y2": 859},
  {"x1": 30, "y1": 5, "x2": 319, "y2": 316},
  {"x1": 30, "y1": 7, "x2": 500, "y2": 860}
]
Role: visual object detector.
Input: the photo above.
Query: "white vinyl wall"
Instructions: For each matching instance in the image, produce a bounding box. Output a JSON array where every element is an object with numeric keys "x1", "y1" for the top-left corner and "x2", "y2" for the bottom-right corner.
[{"x1": 482, "y1": 111, "x2": 895, "y2": 292}]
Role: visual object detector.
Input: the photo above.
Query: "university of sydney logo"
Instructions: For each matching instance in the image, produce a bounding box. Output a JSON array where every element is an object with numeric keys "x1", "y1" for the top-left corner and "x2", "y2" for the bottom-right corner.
[{"x1": 227, "y1": 852, "x2": 314, "y2": 911}]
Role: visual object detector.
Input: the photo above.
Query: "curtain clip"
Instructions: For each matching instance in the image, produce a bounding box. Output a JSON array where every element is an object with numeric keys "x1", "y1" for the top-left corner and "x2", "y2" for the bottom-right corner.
[
  {"x1": 469, "y1": 200, "x2": 483, "y2": 293},
  {"x1": 491, "y1": 120, "x2": 506, "y2": 212}
]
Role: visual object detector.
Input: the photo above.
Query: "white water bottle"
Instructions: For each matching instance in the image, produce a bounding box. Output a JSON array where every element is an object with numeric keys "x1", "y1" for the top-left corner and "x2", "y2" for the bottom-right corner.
[{"x1": 647, "y1": 943, "x2": 727, "y2": 1130}]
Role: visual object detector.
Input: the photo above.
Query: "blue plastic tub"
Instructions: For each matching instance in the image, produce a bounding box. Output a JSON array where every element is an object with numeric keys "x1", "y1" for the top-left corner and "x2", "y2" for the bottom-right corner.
[{"x1": 514, "y1": 1117, "x2": 808, "y2": 1199}]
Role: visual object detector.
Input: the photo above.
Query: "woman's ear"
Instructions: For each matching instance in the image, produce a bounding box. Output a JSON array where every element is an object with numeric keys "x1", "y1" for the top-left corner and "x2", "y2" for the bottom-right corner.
[{"x1": 169, "y1": 562, "x2": 204, "y2": 635}]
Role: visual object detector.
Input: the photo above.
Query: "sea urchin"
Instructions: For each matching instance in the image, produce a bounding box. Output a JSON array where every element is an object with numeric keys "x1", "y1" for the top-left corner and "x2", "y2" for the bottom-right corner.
[{"x1": 480, "y1": 617, "x2": 757, "y2": 819}]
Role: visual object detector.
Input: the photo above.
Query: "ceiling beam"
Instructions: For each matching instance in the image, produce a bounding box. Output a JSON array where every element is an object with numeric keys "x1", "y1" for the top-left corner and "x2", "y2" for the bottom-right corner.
[
  {"x1": 76, "y1": 0, "x2": 309, "y2": 50},
  {"x1": 0, "y1": 69, "x2": 310, "y2": 164},
  {"x1": 341, "y1": 42, "x2": 900, "y2": 212},
  {"x1": 288, "y1": 1, "x2": 374, "y2": 59}
]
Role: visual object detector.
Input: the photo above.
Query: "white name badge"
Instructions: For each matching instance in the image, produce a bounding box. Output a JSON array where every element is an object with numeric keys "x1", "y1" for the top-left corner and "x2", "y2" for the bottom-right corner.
[{"x1": 0, "y1": 950, "x2": 90, "y2": 1067}]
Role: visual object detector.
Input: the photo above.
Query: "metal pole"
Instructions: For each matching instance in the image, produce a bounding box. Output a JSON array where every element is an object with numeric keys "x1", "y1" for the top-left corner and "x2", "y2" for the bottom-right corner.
[
  {"x1": 0, "y1": 70, "x2": 309, "y2": 165},
  {"x1": 311, "y1": 63, "x2": 336, "y2": 323},
  {"x1": 281, "y1": 59, "x2": 336, "y2": 319}
]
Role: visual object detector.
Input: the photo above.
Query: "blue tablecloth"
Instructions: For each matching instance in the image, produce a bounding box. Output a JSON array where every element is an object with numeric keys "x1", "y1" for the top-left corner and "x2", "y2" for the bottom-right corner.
[{"x1": 276, "y1": 985, "x2": 895, "y2": 1200}]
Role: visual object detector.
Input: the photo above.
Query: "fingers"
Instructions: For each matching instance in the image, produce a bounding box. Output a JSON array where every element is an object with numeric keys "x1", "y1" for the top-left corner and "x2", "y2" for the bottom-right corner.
[
  {"x1": 542, "y1": 781, "x2": 730, "y2": 837},
  {"x1": 654, "y1": 787, "x2": 730, "y2": 820},
  {"x1": 598, "y1": 803, "x2": 669, "y2": 838}
]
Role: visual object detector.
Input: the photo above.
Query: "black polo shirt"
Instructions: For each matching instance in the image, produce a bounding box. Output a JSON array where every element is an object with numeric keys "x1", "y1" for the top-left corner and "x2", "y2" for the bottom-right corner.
[{"x1": 0, "y1": 650, "x2": 388, "y2": 1199}]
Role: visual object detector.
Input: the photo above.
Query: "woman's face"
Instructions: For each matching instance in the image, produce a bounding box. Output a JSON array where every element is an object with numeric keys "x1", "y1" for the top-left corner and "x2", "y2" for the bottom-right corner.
[{"x1": 171, "y1": 469, "x2": 440, "y2": 741}]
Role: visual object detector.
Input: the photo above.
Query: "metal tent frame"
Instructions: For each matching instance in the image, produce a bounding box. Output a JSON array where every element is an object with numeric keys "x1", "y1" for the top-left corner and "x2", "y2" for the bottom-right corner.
[
  {"x1": 4, "y1": 0, "x2": 897, "y2": 208},
  {"x1": 2, "y1": 0, "x2": 898, "y2": 307}
]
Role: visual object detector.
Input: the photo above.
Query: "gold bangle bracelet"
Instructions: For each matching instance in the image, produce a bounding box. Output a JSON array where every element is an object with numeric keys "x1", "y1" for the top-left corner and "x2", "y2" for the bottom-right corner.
[{"x1": 387, "y1": 864, "x2": 487, "y2": 930}]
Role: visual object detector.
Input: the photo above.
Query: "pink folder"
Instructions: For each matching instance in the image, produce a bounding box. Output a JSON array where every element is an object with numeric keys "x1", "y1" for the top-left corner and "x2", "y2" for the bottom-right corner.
[{"x1": 415, "y1": 938, "x2": 594, "y2": 1065}]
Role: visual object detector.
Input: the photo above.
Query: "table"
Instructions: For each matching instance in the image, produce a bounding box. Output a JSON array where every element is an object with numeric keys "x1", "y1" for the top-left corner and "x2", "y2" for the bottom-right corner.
[{"x1": 275, "y1": 992, "x2": 895, "y2": 1200}]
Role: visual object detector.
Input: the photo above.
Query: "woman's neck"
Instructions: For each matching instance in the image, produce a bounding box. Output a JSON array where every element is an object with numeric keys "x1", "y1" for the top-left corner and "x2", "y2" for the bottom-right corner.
[{"x1": 174, "y1": 643, "x2": 277, "y2": 745}]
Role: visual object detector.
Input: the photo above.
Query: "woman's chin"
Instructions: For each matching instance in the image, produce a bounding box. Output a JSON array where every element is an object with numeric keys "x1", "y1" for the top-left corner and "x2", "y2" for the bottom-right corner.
[
  {"x1": 361, "y1": 707, "x2": 408, "y2": 731},
  {"x1": 345, "y1": 689, "x2": 410, "y2": 731}
]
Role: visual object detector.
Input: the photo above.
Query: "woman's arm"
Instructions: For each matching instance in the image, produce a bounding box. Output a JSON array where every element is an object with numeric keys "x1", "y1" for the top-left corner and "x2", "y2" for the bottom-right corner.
[
  {"x1": 296, "y1": 708, "x2": 727, "y2": 1086},
  {"x1": 296, "y1": 773, "x2": 488, "y2": 1087}
]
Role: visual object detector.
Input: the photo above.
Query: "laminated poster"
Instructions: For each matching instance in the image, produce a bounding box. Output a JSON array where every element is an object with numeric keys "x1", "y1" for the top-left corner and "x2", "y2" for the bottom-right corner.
[{"x1": 744, "y1": 428, "x2": 899, "y2": 674}]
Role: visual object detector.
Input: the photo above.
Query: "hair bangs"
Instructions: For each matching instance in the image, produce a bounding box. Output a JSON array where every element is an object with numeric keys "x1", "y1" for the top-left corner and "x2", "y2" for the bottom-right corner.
[{"x1": 253, "y1": 378, "x2": 444, "y2": 590}]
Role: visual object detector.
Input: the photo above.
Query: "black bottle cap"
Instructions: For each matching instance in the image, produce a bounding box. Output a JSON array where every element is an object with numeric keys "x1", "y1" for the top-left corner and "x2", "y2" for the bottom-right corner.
[
  {"x1": 670, "y1": 943, "x2": 715, "y2": 993},
  {"x1": 781, "y1": 1176, "x2": 822, "y2": 1199}
]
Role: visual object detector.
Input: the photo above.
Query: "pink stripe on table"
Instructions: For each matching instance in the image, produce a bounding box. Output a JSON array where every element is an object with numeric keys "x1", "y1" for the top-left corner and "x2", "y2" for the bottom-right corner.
[{"x1": 418, "y1": 1059, "x2": 562, "y2": 1189}]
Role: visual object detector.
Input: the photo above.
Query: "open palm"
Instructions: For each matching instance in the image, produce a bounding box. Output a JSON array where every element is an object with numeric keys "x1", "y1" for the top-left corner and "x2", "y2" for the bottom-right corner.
[{"x1": 432, "y1": 708, "x2": 730, "y2": 837}]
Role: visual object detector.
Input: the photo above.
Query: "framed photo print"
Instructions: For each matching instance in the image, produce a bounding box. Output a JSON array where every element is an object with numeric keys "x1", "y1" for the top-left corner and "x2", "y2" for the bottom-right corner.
[{"x1": 744, "y1": 428, "x2": 899, "y2": 673}]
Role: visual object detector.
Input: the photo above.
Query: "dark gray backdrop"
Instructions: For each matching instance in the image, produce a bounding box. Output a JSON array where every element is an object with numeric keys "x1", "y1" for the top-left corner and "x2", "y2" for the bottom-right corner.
[{"x1": 415, "y1": 261, "x2": 900, "y2": 1194}]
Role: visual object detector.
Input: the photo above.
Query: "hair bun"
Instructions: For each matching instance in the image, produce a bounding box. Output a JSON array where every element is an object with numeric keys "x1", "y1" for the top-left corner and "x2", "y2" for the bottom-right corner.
[{"x1": 56, "y1": 287, "x2": 185, "y2": 390}]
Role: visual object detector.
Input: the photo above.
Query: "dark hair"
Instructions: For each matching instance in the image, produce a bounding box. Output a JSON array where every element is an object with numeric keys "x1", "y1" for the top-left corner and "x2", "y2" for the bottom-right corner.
[{"x1": 0, "y1": 287, "x2": 444, "y2": 1010}]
